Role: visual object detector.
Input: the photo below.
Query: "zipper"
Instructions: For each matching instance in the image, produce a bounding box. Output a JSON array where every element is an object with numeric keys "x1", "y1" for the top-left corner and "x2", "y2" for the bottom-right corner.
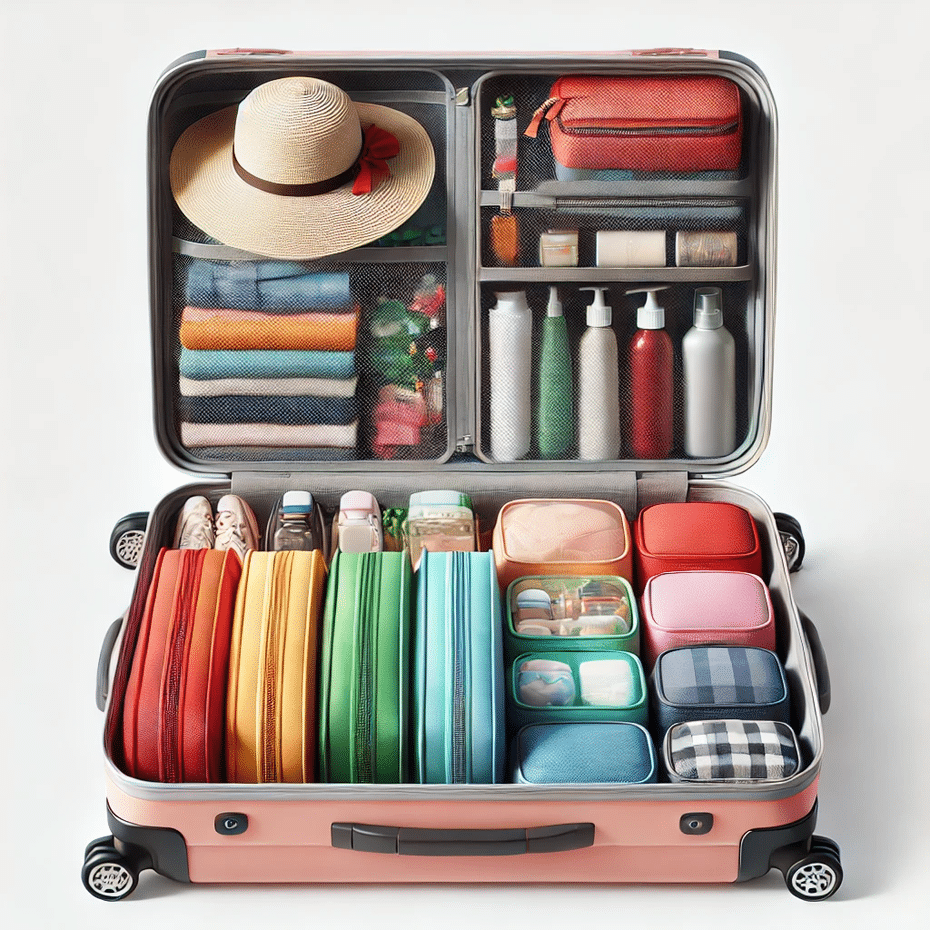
[
  {"x1": 354, "y1": 554, "x2": 375, "y2": 782},
  {"x1": 557, "y1": 118, "x2": 739, "y2": 138},
  {"x1": 260, "y1": 551, "x2": 290, "y2": 783},
  {"x1": 160, "y1": 549, "x2": 205, "y2": 782},
  {"x1": 451, "y1": 553, "x2": 468, "y2": 784},
  {"x1": 551, "y1": 196, "x2": 740, "y2": 210}
]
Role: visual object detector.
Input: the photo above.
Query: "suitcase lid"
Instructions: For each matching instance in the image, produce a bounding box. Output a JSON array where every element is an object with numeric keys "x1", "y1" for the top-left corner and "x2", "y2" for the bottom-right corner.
[{"x1": 149, "y1": 50, "x2": 776, "y2": 482}]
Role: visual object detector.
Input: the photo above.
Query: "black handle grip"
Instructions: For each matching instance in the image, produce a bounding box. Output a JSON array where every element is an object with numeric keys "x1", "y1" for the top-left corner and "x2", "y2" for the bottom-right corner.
[
  {"x1": 96, "y1": 618, "x2": 124, "y2": 711},
  {"x1": 800, "y1": 611, "x2": 831, "y2": 716},
  {"x1": 332, "y1": 822, "x2": 594, "y2": 856}
]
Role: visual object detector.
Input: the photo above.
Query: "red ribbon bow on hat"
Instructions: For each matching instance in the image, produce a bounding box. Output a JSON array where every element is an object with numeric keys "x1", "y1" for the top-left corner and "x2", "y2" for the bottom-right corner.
[{"x1": 352, "y1": 124, "x2": 401, "y2": 195}]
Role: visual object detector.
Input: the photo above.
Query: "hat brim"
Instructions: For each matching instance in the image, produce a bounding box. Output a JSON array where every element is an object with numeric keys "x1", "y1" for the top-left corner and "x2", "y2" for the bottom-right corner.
[{"x1": 170, "y1": 101, "x2": 436, "y2": 260}]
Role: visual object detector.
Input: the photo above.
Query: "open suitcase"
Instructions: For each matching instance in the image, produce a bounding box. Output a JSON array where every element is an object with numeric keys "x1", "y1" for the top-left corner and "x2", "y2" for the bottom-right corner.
[{"x1": 85, "y1": 48, "x2": 842, "y2": 902}]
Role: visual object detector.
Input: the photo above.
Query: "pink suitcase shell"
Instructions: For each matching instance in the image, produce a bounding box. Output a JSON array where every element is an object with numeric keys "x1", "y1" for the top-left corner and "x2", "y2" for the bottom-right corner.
[
  {"x1": 84, "y1": 48, "x2": 841, "y2": 904},
  {"x1": 640, "y1": 570, "x2": 777, "y2": 669}
]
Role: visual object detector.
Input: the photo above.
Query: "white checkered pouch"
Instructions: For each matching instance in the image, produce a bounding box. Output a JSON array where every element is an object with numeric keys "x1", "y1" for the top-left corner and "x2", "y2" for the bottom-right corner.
[{"x1": 664, "y1": 720, "x2": 801, "y2": 782}]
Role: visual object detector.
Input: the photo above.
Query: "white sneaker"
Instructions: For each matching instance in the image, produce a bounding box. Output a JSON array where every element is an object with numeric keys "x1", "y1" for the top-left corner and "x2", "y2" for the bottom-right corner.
[
  {"x1": 214, "y1": 494, "x2": 260, "y2": 560},
  {"x1": 173, "y1": 496, "x2": 215, "y2": 549}
]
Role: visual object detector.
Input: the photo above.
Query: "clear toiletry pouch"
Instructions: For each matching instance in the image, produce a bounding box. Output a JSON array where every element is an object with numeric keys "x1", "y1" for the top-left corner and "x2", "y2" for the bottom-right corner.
[
  {"x1": 512, "y1": 722, "x2": 657, "y2": 785},
  {"x1": 508, "y1": 651, "x2": 647, "y2": 733},
  {"x1": 505, "y1": 575, "x2": 639, "y2": 664},
  {"x1": 493, "y1": 499, "x2": 632, "y2": 592},
  {"x1": 664, "y1": 720, "x2": 801, "y2": 783}
]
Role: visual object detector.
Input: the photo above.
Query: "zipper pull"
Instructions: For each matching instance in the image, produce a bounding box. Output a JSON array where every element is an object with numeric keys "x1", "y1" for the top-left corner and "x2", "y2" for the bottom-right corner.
[{"x1": 524, "y1": 96, "x2": 564, "y2": 138}]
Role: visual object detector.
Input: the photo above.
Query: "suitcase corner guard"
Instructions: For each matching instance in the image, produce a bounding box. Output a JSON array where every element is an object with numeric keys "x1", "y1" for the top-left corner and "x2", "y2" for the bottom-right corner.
[
  {"x1": 106, "y1": 804, "x2": 190, "y2": 883},
  {"x1": 331, "y1": 822, "x2": 595, "y2": 856}
]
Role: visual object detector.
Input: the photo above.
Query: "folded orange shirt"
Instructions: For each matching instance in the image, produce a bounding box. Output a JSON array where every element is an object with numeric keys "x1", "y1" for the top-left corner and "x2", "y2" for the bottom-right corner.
[{"x1": 180, "y1": 305, "x2": 359, "y2": 352}]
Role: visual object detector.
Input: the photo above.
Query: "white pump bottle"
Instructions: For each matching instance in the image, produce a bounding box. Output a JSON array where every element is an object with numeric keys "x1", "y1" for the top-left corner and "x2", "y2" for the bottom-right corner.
[{"x1": 577, "y1": 287, "x2": 620, "y2": 460}]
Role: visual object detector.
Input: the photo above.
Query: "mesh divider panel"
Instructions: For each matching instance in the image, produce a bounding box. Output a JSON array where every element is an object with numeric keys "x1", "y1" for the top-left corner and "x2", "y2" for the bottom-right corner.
[
  {"x1": 478, "y1": 282, "x2": 753, "y2": 464},
  {"x1": 478, "y1": 74, "x2": 749, "y2": 191}
]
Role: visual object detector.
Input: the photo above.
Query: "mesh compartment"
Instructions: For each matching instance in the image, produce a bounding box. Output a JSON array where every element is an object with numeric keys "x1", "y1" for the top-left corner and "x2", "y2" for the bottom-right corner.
[
  {"x1": 481, "y1": 201, "x2": 748, "y2": 269},
  {"x1": 478, "y1": 74, "x2": 750, "y2": 191},
  {"x1": 158, "y1": 71, "x2": 453, "y2": 467},
  {"x1": 170, "y1": 254, "x2": 448, "y2": 464},
  {"x1": 478, "y1": 281, "x2": 753, "y2": 464}
]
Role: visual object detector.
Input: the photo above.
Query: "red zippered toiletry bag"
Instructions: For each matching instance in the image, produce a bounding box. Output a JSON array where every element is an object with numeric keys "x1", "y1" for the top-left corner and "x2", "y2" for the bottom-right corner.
[{"x1": 526, "y1": 75, "x2": 743, "y2": 172}]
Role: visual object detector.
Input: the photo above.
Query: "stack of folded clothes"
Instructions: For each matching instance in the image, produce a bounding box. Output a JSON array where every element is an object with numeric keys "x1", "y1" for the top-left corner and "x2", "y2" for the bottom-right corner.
[{"x1": 178, "y1": 259, "x2": 360, "y2": 458}]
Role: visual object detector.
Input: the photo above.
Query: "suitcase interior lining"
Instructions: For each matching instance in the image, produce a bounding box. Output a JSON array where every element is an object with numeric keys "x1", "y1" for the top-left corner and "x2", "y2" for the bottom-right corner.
[{"x1": 150, "y1": 61, "x2": 773, "y2": 475}]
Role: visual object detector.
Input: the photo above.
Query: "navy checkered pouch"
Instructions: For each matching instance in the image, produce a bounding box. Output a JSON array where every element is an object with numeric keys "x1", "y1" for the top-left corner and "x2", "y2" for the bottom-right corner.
[
  {"x1": 651, "y1": 645, "x2": 790, "y2": 736},
  {"x1": 664, "y1": 720, "x2": 801, "y2": 782}
]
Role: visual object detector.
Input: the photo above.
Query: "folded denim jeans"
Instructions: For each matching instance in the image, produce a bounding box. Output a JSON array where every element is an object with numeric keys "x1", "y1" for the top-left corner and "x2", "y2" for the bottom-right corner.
[{"x1": 185, "y1": 259, "x2": 353, "y2": 312}]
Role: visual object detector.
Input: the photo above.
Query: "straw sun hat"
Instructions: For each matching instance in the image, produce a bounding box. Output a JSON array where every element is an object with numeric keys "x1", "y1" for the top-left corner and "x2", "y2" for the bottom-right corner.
[{"x1": 170, "y1": 76, "x2": 436, "y2": 259}]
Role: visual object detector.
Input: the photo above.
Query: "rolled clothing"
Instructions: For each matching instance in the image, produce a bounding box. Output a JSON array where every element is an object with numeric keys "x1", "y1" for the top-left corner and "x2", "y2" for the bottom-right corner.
[
  {"x1": 185, "y1": 260, "x2": 353, "y2": 312},
  {"x1": 180, "y1": 305, "x2": 359, "y2": 352},
  {"x1": 179, "y1": 348, "x2": 355, "y2": 381},
  {"x1": 179, "y1": 374, "x2": 357, "y2": 398},
  {"x1": 180, "y1": 421, "x2": 359, "y2": 449},
  {"x1": 178, "y1": 395, "x2": 357, "y2": 425}
]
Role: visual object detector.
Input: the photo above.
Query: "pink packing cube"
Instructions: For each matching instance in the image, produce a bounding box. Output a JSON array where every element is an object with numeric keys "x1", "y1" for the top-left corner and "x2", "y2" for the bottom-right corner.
[{"x1": 641, "y1": 571, "x2": 776, "y2": 669}]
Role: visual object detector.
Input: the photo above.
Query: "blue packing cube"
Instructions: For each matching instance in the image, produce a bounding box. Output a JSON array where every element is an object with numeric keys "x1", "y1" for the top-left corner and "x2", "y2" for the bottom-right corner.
[
  {"x1": 650, "y1": 645, "x2": 791, "y2": 739},
  {"x1": 512, "y1": 722, "x2": 657, "y2": 784}
]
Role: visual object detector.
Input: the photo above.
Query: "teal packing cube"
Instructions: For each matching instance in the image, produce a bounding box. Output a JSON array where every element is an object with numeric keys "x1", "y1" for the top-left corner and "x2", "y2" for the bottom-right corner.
[
  {"x1": 512, "y1": 722, "x2": 657, "y2": 784},
  {"x1": 414, "y1": 550, "x2": 505, "y2": 784}
]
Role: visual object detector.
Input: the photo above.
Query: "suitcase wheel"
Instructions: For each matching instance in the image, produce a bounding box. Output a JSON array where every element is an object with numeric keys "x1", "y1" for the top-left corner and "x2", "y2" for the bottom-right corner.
[
  {"x1": 784, "y1": 835, "x2": 842, "y2": 900},
  {"x1": 109, "y1": 512, "x2": 149, "y2": 569},
  {"x1": 773, "y1": 512, "x2": 805, "y2": 573},
  {"x1": 81, "y1": 837, "x2": 139, "y2": 901}
]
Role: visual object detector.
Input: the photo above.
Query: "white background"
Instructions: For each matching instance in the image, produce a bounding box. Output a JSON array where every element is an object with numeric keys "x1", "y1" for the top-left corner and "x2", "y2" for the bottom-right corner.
[{"x1": 2, "y1": 0, "x2": 929, "y2": 926}]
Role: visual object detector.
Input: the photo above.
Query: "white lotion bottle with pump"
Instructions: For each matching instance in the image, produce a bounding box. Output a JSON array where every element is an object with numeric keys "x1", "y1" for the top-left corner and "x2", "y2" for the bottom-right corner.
[
  {"x1": 489, "y1": 290, "x2": 532, "y2": 461},
  {"x1": 683, "y1": 285, "x2": 736, "y2": 457},
  {"x1": 577, "y1": 286, "x2": 620, "y2": 460}
]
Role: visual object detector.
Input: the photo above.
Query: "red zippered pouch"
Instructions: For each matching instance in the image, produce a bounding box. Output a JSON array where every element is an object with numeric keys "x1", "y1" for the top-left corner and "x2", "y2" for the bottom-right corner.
[
  {"x1": 526, "y1": 75, "x2": 743, "y2": 173},
  {"x1": 121, "y1": 548, "x2": 241, "y2": 783}
]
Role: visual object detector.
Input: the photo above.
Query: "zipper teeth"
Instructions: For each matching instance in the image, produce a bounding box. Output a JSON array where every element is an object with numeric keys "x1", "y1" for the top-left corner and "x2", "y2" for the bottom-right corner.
[
  {"x1": 161, "y1": 550, "x2": 204, "y2": 782},
  {"x1": 355, "y1": 555, "x2": 374, "y2": 782},
  {"x1": 451, "y1": 553, "x2": 467, "y2": 784},
  {"x1": 555, "y1": 197, "x2": 739, "y2": 209},
  {"x1": 558, "y1": 118, "x2": 739, "y2": 138},
  {"x1": 261, "y1": 552, "x2": 288, "y2": 783}
]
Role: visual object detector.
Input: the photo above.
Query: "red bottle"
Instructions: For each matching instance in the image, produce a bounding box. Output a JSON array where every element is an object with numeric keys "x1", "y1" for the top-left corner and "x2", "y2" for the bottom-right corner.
[{"x1": 627, "y1": 287, "x2": 673, "y2": 459}]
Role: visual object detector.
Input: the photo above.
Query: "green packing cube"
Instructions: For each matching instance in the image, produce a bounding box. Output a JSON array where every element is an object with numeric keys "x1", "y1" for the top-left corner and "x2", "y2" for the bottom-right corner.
[{"x1": 318, "y1": 551, "x2": 413, "y2": 783}]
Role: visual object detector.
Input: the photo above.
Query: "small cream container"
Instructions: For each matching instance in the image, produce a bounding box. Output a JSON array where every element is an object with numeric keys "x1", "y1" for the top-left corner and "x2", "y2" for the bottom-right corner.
[
  {"x1": 596, "y1": 230, "x2": 666, "y2": 267},
  {"x1": 539, "y1": 229, "x2": 579, "y2": 267},
  {"x1": 675, "y1": 230, "x2": 738, "y2": 267}
]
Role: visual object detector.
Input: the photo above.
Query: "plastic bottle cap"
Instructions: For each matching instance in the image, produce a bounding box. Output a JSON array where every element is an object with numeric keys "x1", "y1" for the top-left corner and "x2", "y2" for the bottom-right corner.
[
  {"x1": 282, "y1": 490, "x2": 313, "y2": 511},
  {"x1": 626, "y1": 286, "x2": 667, "y2": 330},
  {"x1": 693, "y1": 286, "x2": 724, "y2": 329},
  {"x1": 580, "y1": 287, "x2": 612, "y2": 327},
  {"x1": 547, "y1": 286, "x2": 563, "y2": 318}
]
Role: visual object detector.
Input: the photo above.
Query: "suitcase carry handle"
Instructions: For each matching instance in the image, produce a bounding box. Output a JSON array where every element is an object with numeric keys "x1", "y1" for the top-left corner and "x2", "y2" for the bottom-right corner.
[
  {"x1": 799, "y1": 611, "x2": 831, "y2": 716},
  {"x1": 96, "y1": 617, "x2": 124, "y2": 711},
  {"x1": 332, "y1": 822, "x2": 595, "y2": 856}
]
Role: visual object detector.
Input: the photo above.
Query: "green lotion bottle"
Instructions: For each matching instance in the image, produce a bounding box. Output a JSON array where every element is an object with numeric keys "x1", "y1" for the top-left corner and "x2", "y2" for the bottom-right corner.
[{"x1": 537, "y1": 286, "x2": 574, "y2": 458}]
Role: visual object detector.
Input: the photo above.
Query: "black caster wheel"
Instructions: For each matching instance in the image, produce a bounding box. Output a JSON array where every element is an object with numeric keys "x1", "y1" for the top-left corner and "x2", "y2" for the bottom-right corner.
[
  {"x1": 109, "y1": 512, "x2": 149, "y2": 570},
  {"x1": 84, "y1": 835, "x2": 115, "y2": 859},
  {"x1": 784, "y1": 841, "x2": 842, "y2": 900},
  {"x1": 774, "y1": 512, "x2": 805, "y2": 573},
  {"x1": 82, "y1": 844, "x2": 139, "y2": 901}
]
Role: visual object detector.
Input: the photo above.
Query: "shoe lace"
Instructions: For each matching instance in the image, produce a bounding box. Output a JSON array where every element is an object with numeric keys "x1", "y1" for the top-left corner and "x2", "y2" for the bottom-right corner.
[
  {"x1": 182, "y1": 521, "x2": 214, "y2": 549},
  {"x1": 215, "y1": 509, "x2": 247, "y2": 554}
]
